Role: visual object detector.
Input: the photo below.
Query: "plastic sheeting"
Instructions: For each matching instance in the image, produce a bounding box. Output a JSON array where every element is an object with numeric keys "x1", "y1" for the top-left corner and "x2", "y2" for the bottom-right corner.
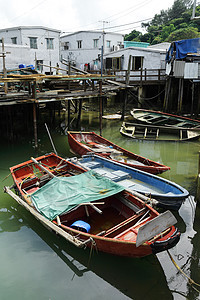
[
  {"x1": 166, "y1": 38, "x2": 200, "y2": 62},
  {"x1": 31, "y1": 170, "x2": 124, "y2": 220}
]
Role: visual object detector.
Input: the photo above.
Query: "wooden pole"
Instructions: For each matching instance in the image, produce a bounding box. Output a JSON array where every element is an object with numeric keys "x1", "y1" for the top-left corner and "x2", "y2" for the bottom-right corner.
[
  {"x1": 121, "y1": 55, "x2": 132, "y2": 121},
  {"x1": 32, "y1": 81, "x2": 38, "y2": 149},
  {"x1": 33, "y1": 103, "x2": 38, "y2": 149},
  {"x1": 177, "y1": 78, "x2": 184, "y2": 114},
  {"x1": 197, "y1": 152, "x2": 200, "y2": 202},
  {"x1": 67, "y1": 99, "x2": 71, "y2": 130},
  {"x1": 99, "y1": 80, "x2": 103, "y2": 136},
  {"x1": 191, "y1": 81, "x2": 194, "y2": 117},
  {"x1": 76, "y1": 99, "x2": 82, "y2": 128}
]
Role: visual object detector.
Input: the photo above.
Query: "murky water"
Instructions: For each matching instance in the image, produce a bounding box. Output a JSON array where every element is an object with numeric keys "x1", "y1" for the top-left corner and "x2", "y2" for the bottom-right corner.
[{"x1": 1, "y1": 105, "x2": 200, "y2": 299}]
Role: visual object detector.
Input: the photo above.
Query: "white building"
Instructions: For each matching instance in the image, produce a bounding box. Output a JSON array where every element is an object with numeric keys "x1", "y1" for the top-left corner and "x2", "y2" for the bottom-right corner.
[
  {"x1": 103, "y1": 43, "x2": 170, "y2": 80},
  {"x1": 60, "y1": 30, "x2": 124, "y2": 71},
  {"x1": 0, "y1": 26, "x2": 61, "y2": 74}
]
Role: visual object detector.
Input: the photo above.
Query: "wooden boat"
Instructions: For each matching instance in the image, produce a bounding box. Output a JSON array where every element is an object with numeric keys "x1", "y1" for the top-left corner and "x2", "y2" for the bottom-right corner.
[
  {"x1": 131, "y1": 108, "x2": 200, "y2": 129},
  {"x1": 120, "y1": 122, "x2": 200, "y2": 142},
  {"x1": 67, "y1": 131, "x2": 170, "y2": 174},
  {"x1": 5, "y1": 153, "x2": 181, "y2": 258},
  {"x1": 70, "y1": 154, "x2": 189, "y2": 210},
  {"x1": 102, "y1": 114, "x2": 128, "y2": 120}
]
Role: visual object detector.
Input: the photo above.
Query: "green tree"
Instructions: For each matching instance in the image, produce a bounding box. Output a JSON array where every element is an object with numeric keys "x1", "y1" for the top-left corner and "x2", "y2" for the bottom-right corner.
[
  {"x1": 125, "y1": 1, "x2": 200, "y2": 45},
  {"x1": 167, "y1": 27, "x2": 200, "y2": 41},
  {"x1": 124, "y1": 30, "x2": 141, "y2": 41}
]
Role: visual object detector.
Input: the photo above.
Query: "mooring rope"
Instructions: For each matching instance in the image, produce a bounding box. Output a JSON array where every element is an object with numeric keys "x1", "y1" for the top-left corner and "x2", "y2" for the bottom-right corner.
[{"x1": 167, "y1": 250, "x2": 200, "y2": 293}]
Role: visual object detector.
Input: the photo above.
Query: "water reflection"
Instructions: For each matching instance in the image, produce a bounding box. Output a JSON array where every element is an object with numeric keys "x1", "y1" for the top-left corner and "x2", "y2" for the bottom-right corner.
[
  {"x1": 2, "y1": 200, "x2": 173, "y2": 300},
  {"x1": 186, "y1": 201, "x2": 200, "y2": 299}
]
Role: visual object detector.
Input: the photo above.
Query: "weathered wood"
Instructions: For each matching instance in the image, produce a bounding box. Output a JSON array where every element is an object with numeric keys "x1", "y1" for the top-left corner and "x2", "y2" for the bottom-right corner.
[
  {"x1": 4, "y1": 186, "x2": 84, "y2": 247},
  {"x1": 99, "y1": 80, "x2": 103, "y2": 136}
]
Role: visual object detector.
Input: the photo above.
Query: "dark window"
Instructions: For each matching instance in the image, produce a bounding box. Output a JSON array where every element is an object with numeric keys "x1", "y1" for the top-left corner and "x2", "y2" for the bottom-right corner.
[
  {"x1": 11, "y1": 37, "x2": 17, "y2": 44},
  {"x1": 132, "y1": 56, "x2": 143, "y2": 71},
  {"x1": 106, "y1": 57, "x2": 121, "y2": 70},
  {"x1": 77, "y1": 40, "x2": 82, "y2": 49},
  {"x1": 36, "y1": 60, "x2": 43, "y2": 72}
]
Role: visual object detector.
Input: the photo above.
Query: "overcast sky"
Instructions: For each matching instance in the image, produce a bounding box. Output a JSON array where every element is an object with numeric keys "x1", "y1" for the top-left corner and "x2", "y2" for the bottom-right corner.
[{"x1": 1, "y1": 0, "x2": 176, "y2": 34}]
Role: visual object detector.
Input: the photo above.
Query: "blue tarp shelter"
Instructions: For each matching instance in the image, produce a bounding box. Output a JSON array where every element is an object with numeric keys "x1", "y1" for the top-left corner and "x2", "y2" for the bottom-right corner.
[{"x1": 166, "y1": 38, "x2": 200, "y2": 62}]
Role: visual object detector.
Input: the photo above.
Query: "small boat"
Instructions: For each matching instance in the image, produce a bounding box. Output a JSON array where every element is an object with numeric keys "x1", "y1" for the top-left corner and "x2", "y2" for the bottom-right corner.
[
  {"x1": 70, "y1": 154, "x2": 189, "y2": 210},
  {"x1": 120, "y1": 122, "x2": 200, "y2": 142},
  {"x1": 5, "y1": 153, "x2": 180, "y2": 258},
  {"x1": 131, "y1": 108, "x2": 200, "y2": 129},
  {"x1": 102, "y1": 114, "x2": 128, "y2": 120},
  {"x1": 67, "y1": 131, "x2": 170, "y2": 174}
]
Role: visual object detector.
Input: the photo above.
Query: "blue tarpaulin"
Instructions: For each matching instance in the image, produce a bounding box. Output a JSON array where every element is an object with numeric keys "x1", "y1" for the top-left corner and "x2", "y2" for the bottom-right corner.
[{"x1": 166, "y1": 38, "x2": 200, "y2": 62}]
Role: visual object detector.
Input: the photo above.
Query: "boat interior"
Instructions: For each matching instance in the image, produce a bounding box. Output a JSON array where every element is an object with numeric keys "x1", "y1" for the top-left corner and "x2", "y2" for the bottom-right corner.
[
  {"x1": 12, "y1": 156, "x2": 83, "y2": 196},
  {"x1": 58, "y1": 192, "x2": 153, "y2": 239}
]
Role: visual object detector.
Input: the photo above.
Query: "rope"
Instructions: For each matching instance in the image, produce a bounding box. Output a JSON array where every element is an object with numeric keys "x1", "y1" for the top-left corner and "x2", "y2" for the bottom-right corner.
[{"x1": 167, "y1": 250, "x2": 200, "y2": 293}]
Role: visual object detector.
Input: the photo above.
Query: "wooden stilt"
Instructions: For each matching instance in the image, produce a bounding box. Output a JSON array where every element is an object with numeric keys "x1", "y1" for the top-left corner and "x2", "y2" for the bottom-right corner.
[
  {"x1": 33, "y1": 103, "x2": 38, "y2": 149},
  {"x1": 99, "y1": 80, "x2": 103, "y2": 136},
  {"x1": 177, "y1": 78, "x2": 184, "y2": 114},
  {"x1": 163, "y1": 77, "x2": 171, "y2": 112},
  {"x1": 31, "y1": 81, "x2": 38, "y2": 149},
  {"x1": 76, "y1": 99, "x2": 82, "y2": 128},
  {"x1": 67, "y1": 99, "x2": 71, "y2": 130},
  {"x1": 191, "y1": 81, "x2": 194, "y2": 117},
  {"x1": 121, "y1": 89, "x2": 127, "y2": 121}
]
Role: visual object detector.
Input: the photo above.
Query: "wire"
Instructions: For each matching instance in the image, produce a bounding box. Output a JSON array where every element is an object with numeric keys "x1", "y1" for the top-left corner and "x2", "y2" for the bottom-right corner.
[{"x1": 9, "y1": 0, "x2": 49, "y2": 23}]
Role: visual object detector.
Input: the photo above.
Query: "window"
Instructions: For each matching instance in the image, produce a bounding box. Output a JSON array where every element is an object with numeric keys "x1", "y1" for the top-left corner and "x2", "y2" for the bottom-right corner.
[
  {"x1": 132, "y1": 56, "x2": 144, "y2": 71},
  {"x1": 46, "y1": 38, "x2": 54, "y2": 49},
  {"x1": 64, "y1": 42, "x2": 69, "y2": 50},
  {"x1": 107, "y1": 40, "x2": 111, "y2": 48},
  {"x1": 77, "y1": 40, "x2": 82, "y2": 49},
  {"x1": 105, "y1": 57, "x2": 121, "y2": 70},
  {"x1": 11, "y1": 37, "x2": 17, "y2": 44},
  {"x1": 29, "y1": 37, "x2": 37, "y2": 49},
  {"x1": 36, "y1": 60, "x2": 43, "y2": 72},
  {"x1": 93, "y1": 39, "x2": 99, "y2": 48}
]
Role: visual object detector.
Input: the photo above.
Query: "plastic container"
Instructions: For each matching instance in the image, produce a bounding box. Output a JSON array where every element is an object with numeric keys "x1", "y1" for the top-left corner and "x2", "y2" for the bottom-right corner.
[{"x1": 70, "y1": 220, "x2": 91, "y2": 233}]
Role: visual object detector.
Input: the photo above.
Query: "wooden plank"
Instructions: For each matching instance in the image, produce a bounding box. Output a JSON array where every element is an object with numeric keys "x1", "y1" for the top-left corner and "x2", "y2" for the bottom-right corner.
[
  {"x1": 136, "y1": 210, "x2": 177, "y2": 247},
  {"x1": 4, "y1": 186, "x2": 84, "y2": 247}
]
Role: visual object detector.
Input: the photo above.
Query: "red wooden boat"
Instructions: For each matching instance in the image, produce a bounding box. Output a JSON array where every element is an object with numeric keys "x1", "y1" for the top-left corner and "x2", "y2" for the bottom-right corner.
[
  {"x1": 5, "y1": 153, "x2": 180, "y2": 258},
  {"x1": 67, "y1": 131, "x2": 170, "y2": 174}
]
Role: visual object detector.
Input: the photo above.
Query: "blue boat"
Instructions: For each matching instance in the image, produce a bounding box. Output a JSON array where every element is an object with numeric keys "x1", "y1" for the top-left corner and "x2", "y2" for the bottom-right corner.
[{"x1": 70, "y1": 154, "x2": 189, "y2": 210}]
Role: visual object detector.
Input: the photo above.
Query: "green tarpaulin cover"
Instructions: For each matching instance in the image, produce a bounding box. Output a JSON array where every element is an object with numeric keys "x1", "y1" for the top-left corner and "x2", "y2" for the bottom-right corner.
[{"x1": 31, "y1": 170, "x2": 124, "y2": 220}]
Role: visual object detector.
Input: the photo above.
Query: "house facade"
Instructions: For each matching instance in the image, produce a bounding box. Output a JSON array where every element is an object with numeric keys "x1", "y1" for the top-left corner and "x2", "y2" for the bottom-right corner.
[
  {"x1": 103, "y1": 43, "x2": 170, "y2": 81},
  {"x1": 60, "y1": 31, "x2": 124, "y2": 71},
  {"x1": 0, "y1": 26, "x2": 61, "y2": 73}
]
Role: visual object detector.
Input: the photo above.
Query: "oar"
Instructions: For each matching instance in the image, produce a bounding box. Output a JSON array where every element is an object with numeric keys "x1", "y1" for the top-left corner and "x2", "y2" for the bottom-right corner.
[{"x1": 45, "y1": 123, "x2": 58, "y2": 155}]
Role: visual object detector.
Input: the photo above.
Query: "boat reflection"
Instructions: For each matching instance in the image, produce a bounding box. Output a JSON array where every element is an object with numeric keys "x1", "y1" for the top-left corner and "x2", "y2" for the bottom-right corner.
[{"x1": 2, "y1": 201, "x2": 174, "y2": 300}]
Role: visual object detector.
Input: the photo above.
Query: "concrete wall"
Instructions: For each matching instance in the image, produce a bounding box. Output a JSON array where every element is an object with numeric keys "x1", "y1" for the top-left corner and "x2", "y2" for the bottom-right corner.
[
  {"x1": 0, "y1": 27, "x2": 60, "y2": 74},
  {"x1": 60, "y1": 31, "x2": 124, "y2": 70},
  {"x1": 0, "y1": 44, "x2": 30, "y2": 70}
]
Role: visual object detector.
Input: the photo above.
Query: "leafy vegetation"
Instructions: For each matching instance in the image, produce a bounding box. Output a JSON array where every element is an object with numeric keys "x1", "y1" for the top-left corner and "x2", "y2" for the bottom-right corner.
[{"x1": 124, "y1": 0, "x2": 200, "y2": 44}]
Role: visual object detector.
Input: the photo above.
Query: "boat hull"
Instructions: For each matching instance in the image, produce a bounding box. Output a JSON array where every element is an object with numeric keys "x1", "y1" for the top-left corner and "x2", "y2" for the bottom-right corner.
[
  {"x1": 58, "y1": 224, "x2": 180, "y2": 258},
  {"x1": 71, "y1": 154, "x2": 189, "y2": 210},
  {"x1": 120, "y1": 122, "x2": 200, "y2": 142},
  {"x1": 67, "y1": 131, "x2": 170, "y2": 174},
  {"x1": 131, "y1": 108, "x2": 200, "y2": 129},
  {"x1": 5, "y1": 154, "x2": 181, "y2": 258}
]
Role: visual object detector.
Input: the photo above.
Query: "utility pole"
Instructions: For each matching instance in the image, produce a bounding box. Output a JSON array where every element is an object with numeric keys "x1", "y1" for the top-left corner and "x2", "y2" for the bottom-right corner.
[
  {"x1": 191, "y1": 0, "x2": 200, "y2": 20},
  {"x1": 1, "y1": 38, "x2": 9, "y2": 93},
  {"x1": 99, "y1": 20, "x2": 109, "y2": 74}
]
